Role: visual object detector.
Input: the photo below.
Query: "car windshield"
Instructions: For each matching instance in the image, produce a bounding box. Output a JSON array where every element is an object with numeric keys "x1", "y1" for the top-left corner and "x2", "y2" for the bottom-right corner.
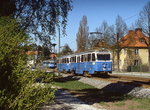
[
  {"x1": 43, "y1": 62, "x2": 49, "y2": 64},
  {"x1": 49, "y1": 63, "x2": 55, "y2": 64},
  {"x1": 97, "y1": 54, "x2": 110, "y2": 60}
]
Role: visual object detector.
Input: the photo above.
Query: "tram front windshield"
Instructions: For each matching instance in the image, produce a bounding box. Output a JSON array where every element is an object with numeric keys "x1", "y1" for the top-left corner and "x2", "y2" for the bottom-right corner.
[{"x1": 97, "y1": 54, "x2": 110, "y2": 60}]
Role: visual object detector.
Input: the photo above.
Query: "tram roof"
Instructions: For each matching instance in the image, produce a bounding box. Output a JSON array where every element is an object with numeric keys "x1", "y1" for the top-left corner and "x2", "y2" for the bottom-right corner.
[{"x1": 58, "y1": 50, "x2": 111, "y2": 59}]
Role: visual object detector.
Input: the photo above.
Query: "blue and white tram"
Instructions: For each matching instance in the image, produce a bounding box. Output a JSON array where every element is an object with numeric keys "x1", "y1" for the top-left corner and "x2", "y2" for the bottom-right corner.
[{"x1": 57, "y1": 51, "x2": 112, "y2": 75}]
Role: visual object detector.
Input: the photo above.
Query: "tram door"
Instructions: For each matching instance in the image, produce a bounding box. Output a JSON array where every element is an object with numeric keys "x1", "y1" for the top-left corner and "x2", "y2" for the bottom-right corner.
[{"x1": 76, "y1": 56, "x2": 80, "y2": 73}]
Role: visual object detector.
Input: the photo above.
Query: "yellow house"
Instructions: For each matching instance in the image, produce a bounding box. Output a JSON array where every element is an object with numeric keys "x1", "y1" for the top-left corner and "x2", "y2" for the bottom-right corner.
[{"x1": 114, "y1": 28, "x2": 149, "y2": 72}]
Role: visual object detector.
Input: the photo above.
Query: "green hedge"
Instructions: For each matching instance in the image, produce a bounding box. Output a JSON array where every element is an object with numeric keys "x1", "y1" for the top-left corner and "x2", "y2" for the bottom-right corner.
[
  {"x1": 0, "y1": 17, "x2": 55, "y2": 110},
  {"x1": 127, "y1": 65, "x2": 149, "y2": 72}
]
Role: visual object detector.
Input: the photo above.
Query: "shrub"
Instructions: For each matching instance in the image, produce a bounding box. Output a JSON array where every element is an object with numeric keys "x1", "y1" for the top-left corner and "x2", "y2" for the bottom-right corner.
[
  {"x1": 8, "y1": 69, "x2": 55, "y2": 110},
  {"x1": 0, "y1": 17, "x2": 55, "y2": 110},
  {"x1": 127, "y1": 65, "x2": 149, "y2": 72}
]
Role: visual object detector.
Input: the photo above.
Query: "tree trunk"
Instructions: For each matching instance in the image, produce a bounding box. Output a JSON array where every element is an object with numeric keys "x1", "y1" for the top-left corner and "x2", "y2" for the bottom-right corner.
[
  {"x1": 148, "y1": 35, "x2": 150, "y2": 72},
  {"x1": 112, "y1": 50, "x2": 115, "y2": 70},
  {"x1": 117, "y1": 50, "x2": 120, "y2": 72},
  {"x1": 117, "y1": 33, "x2": 120, "y2": 72}
]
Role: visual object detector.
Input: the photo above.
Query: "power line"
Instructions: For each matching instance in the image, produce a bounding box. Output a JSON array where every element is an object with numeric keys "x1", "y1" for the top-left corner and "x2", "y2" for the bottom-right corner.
[{"x1": 124, "y1": 13, "x2": 139, "y2": 21}]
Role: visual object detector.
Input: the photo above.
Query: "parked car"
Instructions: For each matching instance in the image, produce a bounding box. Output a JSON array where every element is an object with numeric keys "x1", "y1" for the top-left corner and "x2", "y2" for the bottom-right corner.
[{"x1": 42, "y1": 60, "x2": 57, "y2": 69}]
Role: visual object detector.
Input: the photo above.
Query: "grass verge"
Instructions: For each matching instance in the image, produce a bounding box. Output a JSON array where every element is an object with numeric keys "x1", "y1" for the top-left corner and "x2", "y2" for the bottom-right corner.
[
  {"x1": 53, "y1": 80, "x2": 95, "y2": 90},
  {"x1": 99, "y1": 95, "x2": 150, "y2": 110}
]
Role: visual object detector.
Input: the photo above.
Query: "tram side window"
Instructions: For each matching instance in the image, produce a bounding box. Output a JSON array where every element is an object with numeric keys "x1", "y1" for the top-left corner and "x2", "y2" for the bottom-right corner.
[
  {"x1": 85, "y1": 55, "x2": 87, "y2": 62},
  {"x1": 70, "y1": 58, "x2": 71, "y2": 63},
  {"x1": 92, "y1": 53, "x2": 95, "y2": 61},
  {"x1": 81, "y1": 55, "x2": 84, "y2": 62},
  {"x1": 82, "y1": 55, "x2": 85, "y2": 62},
  {"x1": 77, "y1": 56, "x2": 80, "y2": 62},
  {"x1": 65, "y1": 58, "x2": 67, "y2": 63},
  {"x1": 67, "y1": 58, "x2": 69, "y2": 63},
  {"x1": 66, "y1": 58, "x2": 68, "y2": 63},
  {"x1": 88, "y1": 54, "x2": 91, "y2": 61},
  {"x1": 70, "y1": 56, "x2": 76, "y2": 63},
  {"x1": 83, "y1": 55, "x2": 86, "y2": 62},
  {"x1": 74, "y1": 56, "x2": 76, "y2": 62},
  {"x1": 64, "y1": 58, "x2": 66, "y2": 63},
  {"x1": 70, "y1": 56, "x2": 73, "y2": 62},
  {"x1": 72, "y1": 57, "x2": 75, "y2": 62}
]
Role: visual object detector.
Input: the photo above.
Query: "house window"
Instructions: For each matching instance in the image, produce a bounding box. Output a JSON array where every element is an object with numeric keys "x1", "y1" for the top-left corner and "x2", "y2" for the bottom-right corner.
[
  {"x1": 140, "y1": 38, "x2": 145, "y2": 43},
  {"x1": 134, "y1": 60, "x2": 139, "y2": 66},
  {"x1": 134, "y1": 49, "x2": 139, "y2": 55}
]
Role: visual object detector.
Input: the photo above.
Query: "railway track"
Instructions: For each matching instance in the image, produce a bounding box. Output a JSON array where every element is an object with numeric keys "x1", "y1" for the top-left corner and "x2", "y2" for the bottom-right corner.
[
  {"x1": 57, "y1": 71, "x2": 150, "y2": 88},
  {"x1": 90, "y1": 74, "x2": 150, "y2": 88},
  {"x1": 47, "y1": 68, "x2": 150, "y2": 88}
]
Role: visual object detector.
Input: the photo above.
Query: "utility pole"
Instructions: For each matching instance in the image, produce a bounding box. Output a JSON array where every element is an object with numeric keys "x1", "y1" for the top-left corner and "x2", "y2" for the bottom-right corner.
[
  {"x1": 148, "y1": 32, "x2": 150, "y2": 72},
  {"x1": 51, "y1": 43, "x2": 56, "y2": 53},
  {"x1": 58, "y1": 27, "x2": 60, "y2": 53}
]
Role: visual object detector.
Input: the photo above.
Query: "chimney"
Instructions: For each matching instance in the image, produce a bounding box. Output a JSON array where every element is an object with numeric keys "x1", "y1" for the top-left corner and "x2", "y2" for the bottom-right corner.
[
  {"x1": 135, "y1": 28, "x2": 142, "y2": 32},
  {"x1": 128, "y1": 30, "x2": 134, "y2": 34}
]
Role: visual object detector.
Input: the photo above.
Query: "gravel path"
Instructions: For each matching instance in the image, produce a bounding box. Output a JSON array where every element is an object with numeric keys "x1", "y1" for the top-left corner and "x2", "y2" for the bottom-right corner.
[
  {"x1": 41, "y1": 89, "x2": 105, "y2": 110},
  {"x1": 79, "y1": 76, "x2": 150, "y2": 98}
]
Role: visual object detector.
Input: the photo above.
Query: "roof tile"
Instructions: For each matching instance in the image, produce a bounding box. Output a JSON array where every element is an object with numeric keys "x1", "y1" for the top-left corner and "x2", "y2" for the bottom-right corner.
[{"x1": 120, "y1": 28, "x2": 149, "y2": 48}]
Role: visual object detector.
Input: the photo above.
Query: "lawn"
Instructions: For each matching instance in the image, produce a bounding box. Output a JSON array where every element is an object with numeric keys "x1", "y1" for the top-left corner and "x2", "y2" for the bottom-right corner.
[
  {"x1": 53, "y1": 80, "x2": 95, "y2": 90},
  {"x1": 99, "y1": 95, "x2": 150, "y2": 110},
  {"x1": 53, "y1": 76, "x2": 150, "y2": 110}
]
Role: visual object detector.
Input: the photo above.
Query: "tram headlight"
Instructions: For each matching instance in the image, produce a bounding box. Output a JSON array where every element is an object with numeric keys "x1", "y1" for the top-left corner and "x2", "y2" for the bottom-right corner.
[
  {"x1": 92, "y1": 62, "x2": 95, "y2": 65},
  {"x1": 103, "y1": 67, "x2": 106, "y2": 71},
  {"x1": 103, "y1": 64, "x2": 106, "y2": 70}
]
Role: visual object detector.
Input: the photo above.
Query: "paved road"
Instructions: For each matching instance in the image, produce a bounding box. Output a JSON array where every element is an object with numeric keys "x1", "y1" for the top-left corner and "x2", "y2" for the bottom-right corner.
[
  {"x1": 112, "y1": 71, "x2": 150, "y2": 78},
  {"x1": 41, "y1": 89, "x2": 105, "y2": 110}
]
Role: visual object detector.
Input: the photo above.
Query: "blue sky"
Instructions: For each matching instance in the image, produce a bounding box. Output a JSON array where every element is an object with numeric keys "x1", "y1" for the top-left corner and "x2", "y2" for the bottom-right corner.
[{"x1": 53, "y1": 0, "x2": 149, "y2": 52}]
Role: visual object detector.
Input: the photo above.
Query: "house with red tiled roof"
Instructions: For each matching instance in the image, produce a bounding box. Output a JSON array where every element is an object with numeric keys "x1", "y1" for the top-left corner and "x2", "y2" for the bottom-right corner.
[
  {"x1": 120, "y1": 28, "x2": 149, "y2": 48},
  {"x1": 26, "y1": 51, "x2": 39, "y2": 56},
  {"x1": 49, "y1": 53, "x2": 57, "y2": 60},
  {"x1": 114, "y1": 28, "x2": 149, "y2": 71},
  {"x1": 26, "y1": 51, "x2": 42, "y2": 67}
]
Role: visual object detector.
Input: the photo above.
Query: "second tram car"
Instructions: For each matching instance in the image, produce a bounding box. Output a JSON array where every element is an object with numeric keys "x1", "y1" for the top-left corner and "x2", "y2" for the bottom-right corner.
[{"x1": 57, "y1": 50, "x2": 112, "y2": 75}]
